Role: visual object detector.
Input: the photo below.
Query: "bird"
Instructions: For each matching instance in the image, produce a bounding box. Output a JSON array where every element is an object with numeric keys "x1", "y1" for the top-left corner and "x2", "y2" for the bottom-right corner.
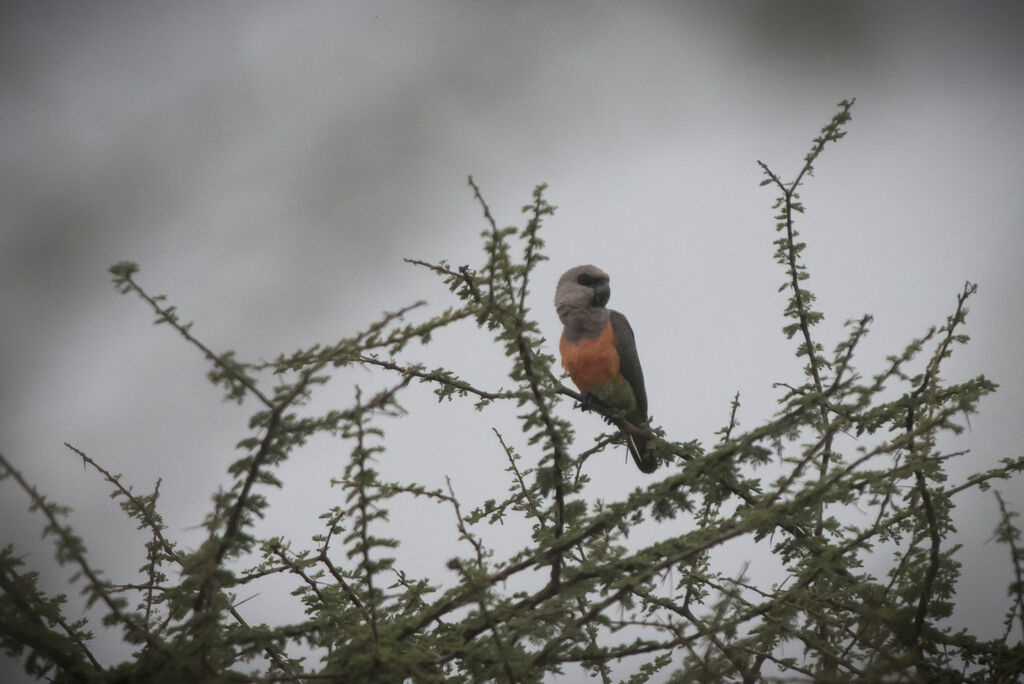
[{"x1": 554, "y1": 265, "x2": 657, "y2": 473}]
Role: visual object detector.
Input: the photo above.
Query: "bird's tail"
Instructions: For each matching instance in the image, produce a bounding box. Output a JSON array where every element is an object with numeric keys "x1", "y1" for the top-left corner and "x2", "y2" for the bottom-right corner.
[{"x1": 626, "y1": 433, "x2": 658, "y2": 473}]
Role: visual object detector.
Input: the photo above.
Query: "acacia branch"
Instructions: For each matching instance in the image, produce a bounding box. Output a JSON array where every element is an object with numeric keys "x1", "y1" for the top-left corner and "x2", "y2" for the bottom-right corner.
[
  {"x1": 493, "y1": 428, "x2": 547, "y2": 528},
  {"x1": 906, "y1": 282, "x2": 976, "y2": 652},
  {"x1": 111, "y1": 266, "x2": 272, "y2": 408},
  {"x1": 353, "y1": 353, "x2": 513, "y2": 401},
  {"x1": 0, "y1": 451, "x2": 180, "y2": 670},
  {"x1": 994, "y1": 490, "x2": 1024, "y2": 641},
  {"x1": 65, "y1": 443, "x2": 179, "y2": 562}
]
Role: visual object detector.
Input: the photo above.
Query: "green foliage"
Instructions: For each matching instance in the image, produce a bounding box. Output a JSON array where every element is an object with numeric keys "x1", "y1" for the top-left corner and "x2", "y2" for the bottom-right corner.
[{"x1": 3, "y1": 101, "x2": 1024, "y2": 682}]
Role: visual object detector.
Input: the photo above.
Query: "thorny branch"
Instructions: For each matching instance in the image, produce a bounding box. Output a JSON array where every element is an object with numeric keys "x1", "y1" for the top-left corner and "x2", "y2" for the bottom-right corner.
[{"x1": 906, "y1": 281, "x2": 976, "y2": 654}]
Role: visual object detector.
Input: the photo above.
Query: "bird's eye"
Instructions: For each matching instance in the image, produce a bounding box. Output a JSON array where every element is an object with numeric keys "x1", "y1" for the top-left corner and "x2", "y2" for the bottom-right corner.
[{"x1": 577, "y1": 274, "x2": 593, "y2": 286}]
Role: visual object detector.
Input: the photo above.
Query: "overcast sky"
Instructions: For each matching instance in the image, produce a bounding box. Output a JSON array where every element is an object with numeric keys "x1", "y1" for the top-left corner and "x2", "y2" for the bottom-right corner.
[{"x1": 3, "y1": 2, "x2": 1024, "y2": 680}]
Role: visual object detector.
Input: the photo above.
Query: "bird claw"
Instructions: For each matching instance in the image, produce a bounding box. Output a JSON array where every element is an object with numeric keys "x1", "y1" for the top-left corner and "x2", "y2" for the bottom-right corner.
[{"x1": 579, "y1": 393, "x2": 609, "y2": 414}]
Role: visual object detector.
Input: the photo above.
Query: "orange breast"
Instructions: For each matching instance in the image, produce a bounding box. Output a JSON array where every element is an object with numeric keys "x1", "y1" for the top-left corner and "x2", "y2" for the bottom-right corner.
[{"x1": 560, "y1": 323, "x2": 621, "y2": 393}]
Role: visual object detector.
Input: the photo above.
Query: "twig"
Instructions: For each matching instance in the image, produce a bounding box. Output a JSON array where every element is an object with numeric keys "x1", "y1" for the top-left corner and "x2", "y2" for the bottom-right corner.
[
  {"x1": 994, "y1": 490, "x2": 1024, "y2": 640},
  {"x1": 113, "y1": 267, "x2": 272, "y2": 408},
  {"x1": 65, "y1": 443, "x2": 179, "y2": 561},
  {"x1": 353, "y1": 354, "x2": 512, "y2": 401},
  {"x1": 493, "y1": 428, "x2": 547, "y2": 527}
]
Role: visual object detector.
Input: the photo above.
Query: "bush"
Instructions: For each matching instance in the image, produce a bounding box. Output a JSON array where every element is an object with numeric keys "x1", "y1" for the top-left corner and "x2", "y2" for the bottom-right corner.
[{"x1": 2, "y1": 100, "x2": 1023, "y2": 683}]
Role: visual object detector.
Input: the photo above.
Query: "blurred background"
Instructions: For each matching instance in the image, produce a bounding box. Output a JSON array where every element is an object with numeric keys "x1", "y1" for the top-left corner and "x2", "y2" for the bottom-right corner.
[{"x1": 2, "y1": 2, "x2": 1023, "y2": 680}]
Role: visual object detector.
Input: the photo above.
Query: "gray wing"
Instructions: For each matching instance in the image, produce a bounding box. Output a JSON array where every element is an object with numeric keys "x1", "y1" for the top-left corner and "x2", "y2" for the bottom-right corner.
[{"x1": 609, "y1": 310, "x2": 647, "y2": 418}]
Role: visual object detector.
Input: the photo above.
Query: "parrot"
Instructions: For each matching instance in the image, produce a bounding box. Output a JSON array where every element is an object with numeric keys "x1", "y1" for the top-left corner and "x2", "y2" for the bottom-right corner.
[{"x1": 555, "y1": 265, "x2": 657, "y2": 473}]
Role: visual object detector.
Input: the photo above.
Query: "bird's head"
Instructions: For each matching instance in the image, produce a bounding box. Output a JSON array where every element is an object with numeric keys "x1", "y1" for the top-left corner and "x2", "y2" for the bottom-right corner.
[{"x1": 555, "y1": 265, "x2": 611, "y2": 323}]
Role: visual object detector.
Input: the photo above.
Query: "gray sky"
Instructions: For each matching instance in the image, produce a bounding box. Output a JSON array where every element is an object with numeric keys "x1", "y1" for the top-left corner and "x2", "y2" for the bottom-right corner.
[{"x1": 3, "y1": 2, "x2": 1023, "y2": 680}]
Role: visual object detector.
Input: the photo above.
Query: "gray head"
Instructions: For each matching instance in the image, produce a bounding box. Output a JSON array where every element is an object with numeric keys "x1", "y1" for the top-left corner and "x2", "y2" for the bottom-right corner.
[{"x1": 555, "y1": 265, "x2": 611, "y2": 326}]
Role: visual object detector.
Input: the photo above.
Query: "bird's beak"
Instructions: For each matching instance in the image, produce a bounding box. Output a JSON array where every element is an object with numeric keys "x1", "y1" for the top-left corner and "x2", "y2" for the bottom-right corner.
[{"x1": 591, "y1": 281, "x2": 610, "y2": 308}]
